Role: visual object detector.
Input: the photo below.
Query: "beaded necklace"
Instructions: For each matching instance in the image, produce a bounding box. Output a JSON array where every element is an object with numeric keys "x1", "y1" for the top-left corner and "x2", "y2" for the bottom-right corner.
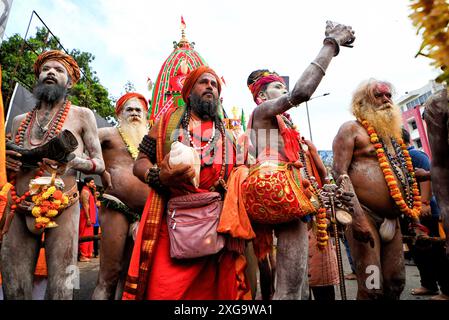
[
  {"x1": 284, "y1": 116, "x2": 328, "y2": 250},
  {"x1": 360, "y1": 119, "x2": 421, "y2": 218},
  {"x1": 181, "y1": 108, "x2": 228, "y2": 187},
  {"x1": 9, "y1": 100, "x2": 72, "y2": 217},
  {"x1": 117, "y1": 126, "x2": 139, "y2": 160}
]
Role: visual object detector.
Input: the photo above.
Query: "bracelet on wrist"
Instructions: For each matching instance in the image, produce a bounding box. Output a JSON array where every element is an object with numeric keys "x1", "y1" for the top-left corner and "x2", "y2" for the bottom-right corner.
[
  {"x1": 145, "y1": 165, "x2": 167, "y2": 194},
  {"x1": 323, "y1": 37, "x2": 340, "y2": 56}
]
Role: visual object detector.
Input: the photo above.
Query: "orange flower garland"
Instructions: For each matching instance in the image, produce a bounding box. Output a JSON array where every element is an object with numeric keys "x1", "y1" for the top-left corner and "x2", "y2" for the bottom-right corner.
[
  {"x1": 360, "y1": 120, "x2": 421, "y2": 218},
  {"x1": 316, "y1": 207, "x2": 329, "y2": 250},
  {"x1": 8, "y1": 101, "x2": 72, "y2": 220},
  {"x1": 31, "y1": 185, "x2": 69, "y2": 229}
]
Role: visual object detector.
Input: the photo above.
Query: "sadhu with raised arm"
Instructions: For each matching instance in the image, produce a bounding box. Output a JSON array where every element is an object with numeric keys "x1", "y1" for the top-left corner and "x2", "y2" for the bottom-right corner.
[{"x1": 242, "y1": 21, "x2": 356, "y2": 300}]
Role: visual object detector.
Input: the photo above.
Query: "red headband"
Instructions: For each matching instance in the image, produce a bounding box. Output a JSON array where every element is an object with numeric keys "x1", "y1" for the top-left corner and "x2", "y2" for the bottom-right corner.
[
  {"x1": 115, "y1": 92, "x2": 148, "y2": 116},
  {"x1": 248, "y1": 74, "x2": 286, "y2": 104}
]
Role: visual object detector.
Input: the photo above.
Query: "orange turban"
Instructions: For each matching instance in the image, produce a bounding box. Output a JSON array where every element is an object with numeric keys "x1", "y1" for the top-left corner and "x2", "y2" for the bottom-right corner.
[
  {"x1": 115, "y1": 92, "x2": 148, "y2": 116},
  {"x1": 181, "y1": 66, "x2": 221, "y2": 105},
  {"x1": 34, "y1": 50, "x2": 81, "y2": 85}
]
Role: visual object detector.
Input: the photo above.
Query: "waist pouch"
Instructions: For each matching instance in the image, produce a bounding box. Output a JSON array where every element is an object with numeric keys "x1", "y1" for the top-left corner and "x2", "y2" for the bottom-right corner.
[{"x1": 167, "y1": 192, "x2": 225, "y2": 259}]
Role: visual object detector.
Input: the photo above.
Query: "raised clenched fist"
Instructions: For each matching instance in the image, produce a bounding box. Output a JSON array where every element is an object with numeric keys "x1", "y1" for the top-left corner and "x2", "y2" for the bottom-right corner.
[{"x1": 325, "y1": 20, "x2": 356, "y2": 48}]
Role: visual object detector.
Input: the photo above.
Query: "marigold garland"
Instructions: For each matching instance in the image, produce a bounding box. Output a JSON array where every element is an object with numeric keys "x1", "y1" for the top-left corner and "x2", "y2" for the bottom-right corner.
[
  {"x1": 31, "y1": 185, "x2": 69, "y2": 229},
  {"x1": 360, "y1": 120, "x2": 421, "y2": 218},
  {"x1": 117, "y1": 126, "x2": 139, "y2": 160},
  {"x1": 315, "y1": 208, "x2": 329, "y2": 250},
  {"x1": 9, "y1": 101, "x2": 72, "y2": 226}
]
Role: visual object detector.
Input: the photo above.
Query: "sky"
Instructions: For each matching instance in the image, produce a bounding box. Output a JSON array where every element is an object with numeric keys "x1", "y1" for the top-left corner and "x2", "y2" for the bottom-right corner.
[{"x1": 2, "y1": 0, "x2": 441, "y2": 150}]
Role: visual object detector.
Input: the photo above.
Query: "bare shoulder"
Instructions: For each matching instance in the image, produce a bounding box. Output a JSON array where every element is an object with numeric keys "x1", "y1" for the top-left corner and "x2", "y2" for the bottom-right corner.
[
  {"x1": 98, "y1": 126, "x2": 117, "y2": 142},
  {"x1": 70, "y1": 105, "x2": 96, "y2": 120},
  {"x1": 98, "y1": 127, "x2": 116, "y2": 135},
  {"x1": 69, "y1": 105, "x2": 99, "y2": 132},
  {"x1": 336, "y1": 120, "x2": 363, "y2": 136},
  {"x1": 10, "y1": 113, "x2": 28, "y2": 136}
]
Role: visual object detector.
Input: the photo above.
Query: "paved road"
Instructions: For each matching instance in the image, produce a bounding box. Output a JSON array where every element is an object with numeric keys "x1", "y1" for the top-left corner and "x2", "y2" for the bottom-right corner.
[
  {"x1": 0, "y1": 241, "x2": 432, "y2": 300},
  {"x1": 73, "y1": 240, "x2": 428, "y2": 301}
]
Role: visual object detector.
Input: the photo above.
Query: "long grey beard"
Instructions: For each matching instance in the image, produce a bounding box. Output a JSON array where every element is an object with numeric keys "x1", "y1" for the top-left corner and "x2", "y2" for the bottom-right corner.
[{"x1": 119, "y1": 120, "x2": 148, "y2": 147}]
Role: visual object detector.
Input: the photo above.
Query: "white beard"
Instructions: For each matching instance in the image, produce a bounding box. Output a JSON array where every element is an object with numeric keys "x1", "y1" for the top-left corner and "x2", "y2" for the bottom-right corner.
[
  {"x1": 358, "y1": 102, "x2": 403, "y2": 151},
  {"x1": 119, "y1": 119, "x2": 148, "y2": 147}
]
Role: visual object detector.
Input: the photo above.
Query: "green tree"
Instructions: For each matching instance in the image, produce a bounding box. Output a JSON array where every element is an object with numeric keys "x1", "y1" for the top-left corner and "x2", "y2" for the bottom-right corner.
[{"x1": 0, "y1": 27, "x2": 115, "y2": 118}]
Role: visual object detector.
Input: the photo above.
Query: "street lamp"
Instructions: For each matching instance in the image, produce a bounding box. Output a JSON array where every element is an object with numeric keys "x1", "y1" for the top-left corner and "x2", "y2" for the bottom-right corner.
[{"x1": 304, "y1": 92, "x2": 330, "y2": 142}]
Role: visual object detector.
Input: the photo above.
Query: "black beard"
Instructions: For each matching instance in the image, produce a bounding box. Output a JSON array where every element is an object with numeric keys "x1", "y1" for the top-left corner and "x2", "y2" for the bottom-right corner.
[
  {"x1": 33, "y1": 80, "x2": 67, "y2": 105},
  {"x1": 189, "y1": 93, "x2": 219, "y2": 121}
]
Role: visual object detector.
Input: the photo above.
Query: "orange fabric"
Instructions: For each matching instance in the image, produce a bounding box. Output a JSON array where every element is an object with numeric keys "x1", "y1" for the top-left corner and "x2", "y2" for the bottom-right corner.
[
  {"x1": 123, "y1": 106, "x2": 248, "y2": 300},
  {"x1": 33, "y1": 50, "x2": 81, "y2": 84},
  {"x1": 34, "y1": 248, "x2": 48, "y2": 277},
  {"x1": 217, "y1": 166, "x2": 255, "y2": 240},
  {"x1": 251, "y1": 224, "x2": 274, "y2": 261},
  {"x1": 181, "y1": 66, "x2": 221, "y2": 104},
  {"x1": 0, "y1": 66, "x2": 10, "y2": 222},
  {"x1": 0, "y1": 184, "x2": 12, "y2": 223},
  {"x1": 115, "y1": 92, "x2": 148, "y2": 116},
  {"x1": 0, "y1": 66, "x2": 6, "y2": 187},
  {"x1": 145, "y1": 219, "x2": 250, "y2": 300}
]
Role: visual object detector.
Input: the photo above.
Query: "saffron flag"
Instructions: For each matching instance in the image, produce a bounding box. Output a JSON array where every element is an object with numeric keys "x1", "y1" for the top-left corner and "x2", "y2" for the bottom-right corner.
[
  {"x1": 0, "y1": 66, "x2": 6, "y2": 185},
  {"x1": 181, "y1": 16, "x2": 186, "y2": 30}
]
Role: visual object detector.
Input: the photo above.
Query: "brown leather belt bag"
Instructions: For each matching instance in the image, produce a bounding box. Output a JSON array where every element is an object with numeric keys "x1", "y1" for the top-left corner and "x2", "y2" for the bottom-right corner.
[{"x1": 166, "y1": 192, "x2": 225, "y2": 259}]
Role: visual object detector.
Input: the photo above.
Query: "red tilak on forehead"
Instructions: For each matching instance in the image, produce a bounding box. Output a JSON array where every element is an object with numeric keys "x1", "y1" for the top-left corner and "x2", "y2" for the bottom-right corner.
[{"x1": 376, "y1": 83, "x2": 390, "y2": 94}]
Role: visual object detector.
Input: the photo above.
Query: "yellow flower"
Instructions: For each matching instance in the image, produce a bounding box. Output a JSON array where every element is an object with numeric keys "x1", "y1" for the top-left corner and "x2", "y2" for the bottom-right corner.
[
  {"x1": 31, "y1": 206, "x2": 41, "y2": 217},
  {"x1": 62, "y1": 196, "x2": 69, "y2": 205},
  {"x1": 42, "y1": 192, "x2": 50, "y2": 200},
  {"x1": 53, "y1": 200, "x2": 61, "y2": 207},
  {"x1": 47, "y1": 186, "x2": 56, "y2": 195},
  {"x1": 36, "y1": 217, "x2": 50, "y2": 224},
  {"x1": 46, "y1": 209, "x2": 59, "y2": 218}
]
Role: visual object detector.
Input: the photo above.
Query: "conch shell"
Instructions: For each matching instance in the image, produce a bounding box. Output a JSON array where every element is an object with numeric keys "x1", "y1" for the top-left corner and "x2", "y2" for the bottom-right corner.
[
  {"x1": 379, "y1": 218, "x2": 396, "y2": 242},
  {"x1": 169, "y1": 142, "x2": 201, "y2": 188}
]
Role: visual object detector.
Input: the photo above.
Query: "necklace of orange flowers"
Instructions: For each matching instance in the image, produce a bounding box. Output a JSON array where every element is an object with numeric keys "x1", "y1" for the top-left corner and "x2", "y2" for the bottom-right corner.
[
  {"x1": 8, "y1": 101, "x2": 72, "y2": 216},
  {"x1": 359, "y1": 119, "x2": 421, "y2": 218}
]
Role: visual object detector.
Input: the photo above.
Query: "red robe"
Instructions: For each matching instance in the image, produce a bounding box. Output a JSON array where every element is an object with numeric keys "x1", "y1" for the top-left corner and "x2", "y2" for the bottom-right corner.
[
  {"x1": 145, "y1": 119, "x2": 242, "y2": 299},
  {"x1": 79, "y1": 186, "x2": 96, "y2": 259}
]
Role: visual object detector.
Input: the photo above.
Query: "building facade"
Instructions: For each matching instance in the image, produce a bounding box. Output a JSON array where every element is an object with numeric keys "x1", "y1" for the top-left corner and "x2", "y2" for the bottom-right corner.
[{"x1": 395, "y1": 80, "x2": 445, "y2": 158}]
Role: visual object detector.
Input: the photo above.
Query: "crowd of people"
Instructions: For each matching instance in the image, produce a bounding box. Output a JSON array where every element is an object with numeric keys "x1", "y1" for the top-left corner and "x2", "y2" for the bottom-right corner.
[{"x1": 1, "y1": 20, "x2": 448, "y2": 301}]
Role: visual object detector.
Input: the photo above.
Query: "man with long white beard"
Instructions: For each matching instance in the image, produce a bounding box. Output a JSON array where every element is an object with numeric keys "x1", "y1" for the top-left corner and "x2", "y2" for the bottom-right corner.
[
  {"x1": 92, "y1": 93, "x2": 151, "y2": 300},
  {"x1": 332, "y1": 79, "x2": 424, "y2": 299}
]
